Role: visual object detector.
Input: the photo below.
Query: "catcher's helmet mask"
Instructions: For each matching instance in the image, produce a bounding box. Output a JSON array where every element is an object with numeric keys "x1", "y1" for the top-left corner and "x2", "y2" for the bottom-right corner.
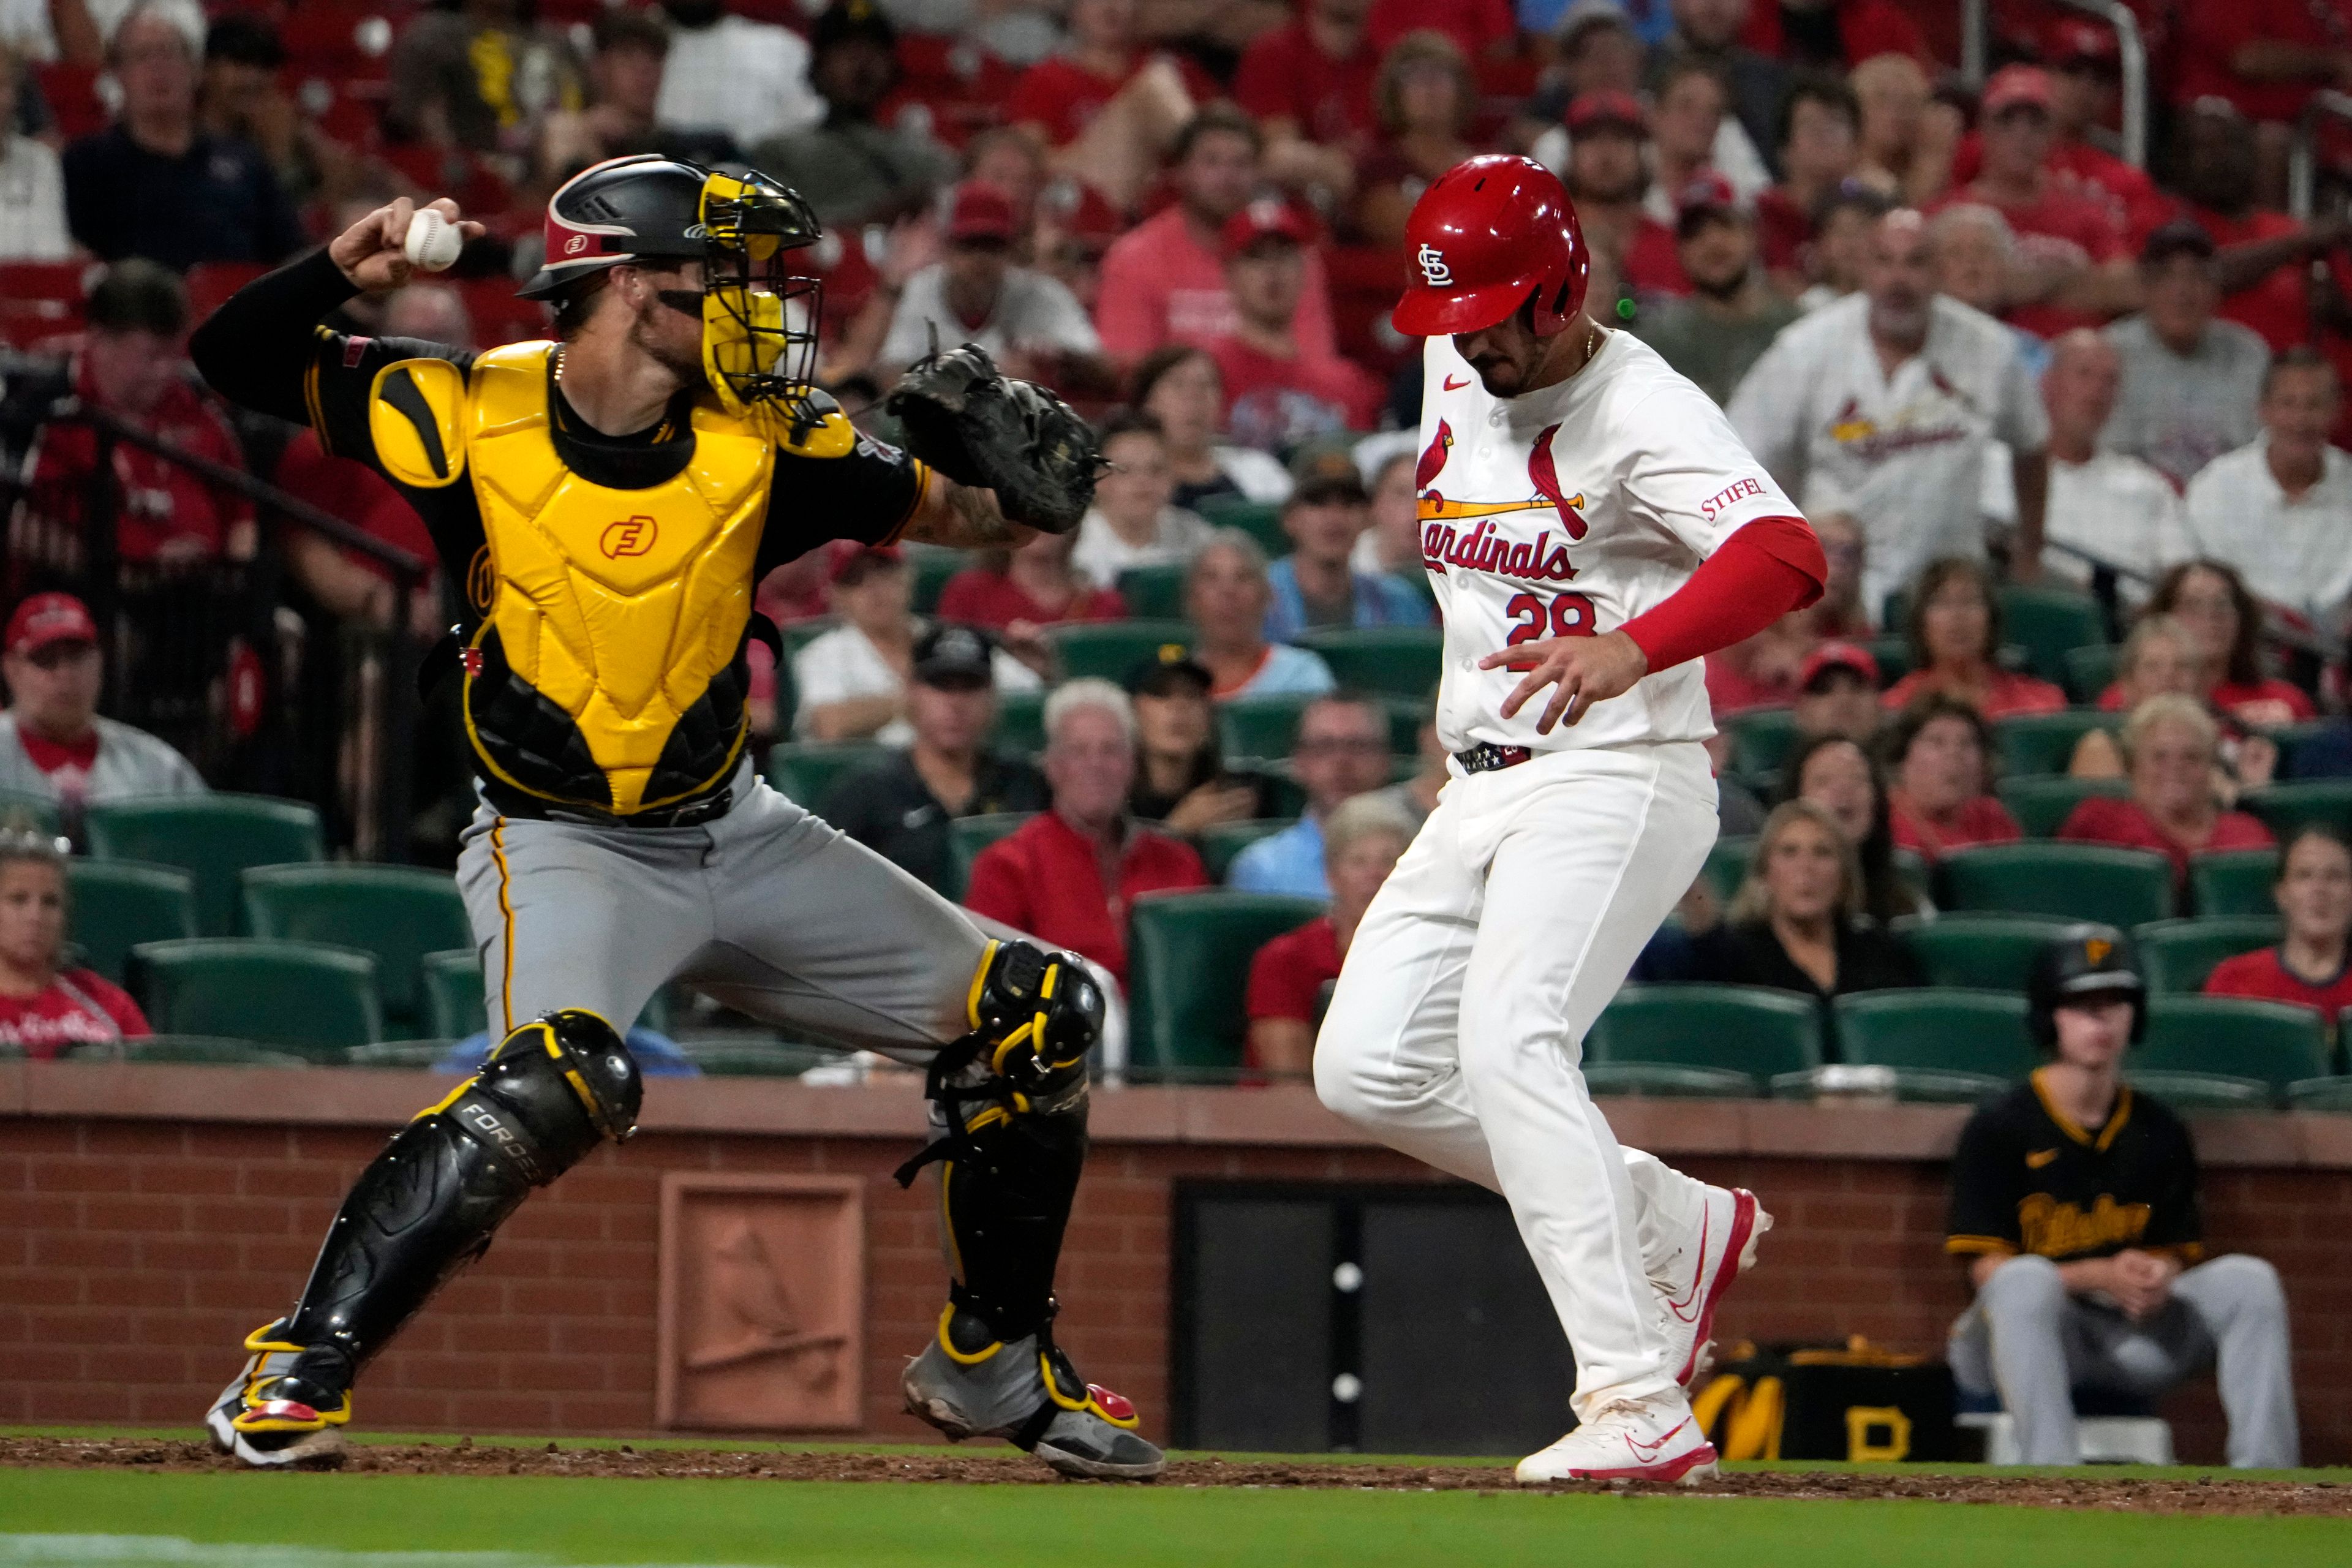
[{"x1": 521, "y1": 154, "x2": 824, "y2": 426}]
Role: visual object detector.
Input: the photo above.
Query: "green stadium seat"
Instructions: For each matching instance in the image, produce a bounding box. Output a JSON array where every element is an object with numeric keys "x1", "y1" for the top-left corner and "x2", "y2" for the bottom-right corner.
[
  {"x1": 1994, "y1": 710, "x2": 2112, "y2": 777},
  {"x1": 1042, "y1": 620, "x2": 1194, "y2": 682},
  {"x1": 2288, "y1": 1076, "x2": 2352, "y2": 1112},
  {"x1": 946, "y1": 812, "x2": 1035, "y2": 900},
  {"x1": 1939, "y1": 843, "x2": 2174, "y2": 925},
  {"x1": 1896, "y1": 913, "x2": 2078, "y2": 991},
  {"x1": 1583, "y1": 1062, "x2": 1761, "y2": 1099},
  {"x1": 1295, "y1": 627, "x2": 1442, "y2": 697},
  {"x1": 1768, "y1": 1064, "x2": 2010, "y2": 1104},
  {"x1": 128, "y1": 938, "x2": 381, "y2": 1058},
  {"x1": 85, "y1": 795, "x2": 325, "y2": 935},
  {"x1": 2135, "y1": 996, "x2": 2331, "y2": 1092},
  {"x1": 1996, "y1": 585, "x2": 2109, "y2": 685},
  {"x1": 992, "y1": 689, "x2": 1047, "y2": 755},
  {"x1": 907, "y1": 546, "x2": 962, "y2": 614},
  {"x1": 1702, "y1": 835, "x2": 1755, "y2": 900},
  {"x1": 2239, "y1": 781, "x2": 2352, "y2": 842},
  {"x1": 421, "y1": 948, "x2": 488, "y2": 1040},
  {"x1": 346, "y1": 1040, "x2": 454, "y2": 1069},
  {"x1": 59, "y1": 1034, "x2": 308, "y2": 1067},
  {"x1": 2133, "y1": 916, "x2": 2280, "y2": 994},
  {"x1": 1126, "y1": 891, "x2": 1324, "y2": 1076},
  {"x1": 1996, "y1": 775, "x2": 2128, "y2": 837},
  {"x1": 1834, "y1": 989, "x2": 2038, "y2": 1080},
  {"x1": 241, "y1": 864, "x2": 471, "y2": 1031},
  {"x1": 0, "y1": 788, "x2": 62, "y2": 836},
  {"x1": 767, "y1": 741, "x2": 889, "y2": 806},
  {"x1": 1584, "y1": 984, "x2": 1822, "y2": 1087},
  {"x1": 2125, "y1": 1069, "x2": 2275, "y2": 1110},
  {"x1": 1116, "y1": 563, "x2": 1188, "y2": 620},
  {"x1": 1863, "y1": 635, "x2": 1910, "y2": 687},
  {"x1": 1722, "y1": 708, "x2": 1800, "y2": 786},
  {"x1": 64, "y1": 858, "x2": 196, "y2": 984},
  {"x1": 2062, "y1": 644, "x2": 2120, "y2": 704},
  {"x1": 1199, "y1": 818, "x2": 1298, "y2": 883},
  {"x1": 1219, "y1": 697, "x2": 1309, "y2": 764},
  {"x1": 1194, "y1": 496, "x2": 1287, "y2": 556},
  {"x1": 2187, "y1": 850, "x2": 2281, "y2": 918}
]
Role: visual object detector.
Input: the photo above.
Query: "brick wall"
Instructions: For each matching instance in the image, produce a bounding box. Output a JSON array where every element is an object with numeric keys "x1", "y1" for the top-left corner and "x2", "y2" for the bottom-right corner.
[{"x1": 4, "y1": 1068, "x2": 2349, "y2": 1464}]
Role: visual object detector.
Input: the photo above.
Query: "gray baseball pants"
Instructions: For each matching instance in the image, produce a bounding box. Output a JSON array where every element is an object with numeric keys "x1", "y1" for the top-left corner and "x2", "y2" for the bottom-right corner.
[
  {"x1": 454, "y1": 768, "x2": 991, "y2": 1054},
  {"x1": 1948, "y1": 1252, "x2": 2300, "y2": 1468}
]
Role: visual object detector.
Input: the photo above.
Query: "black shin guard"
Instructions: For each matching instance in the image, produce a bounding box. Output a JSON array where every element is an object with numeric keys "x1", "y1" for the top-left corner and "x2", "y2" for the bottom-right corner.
[{"x1": 270, "y1": 1012, "x2": 641, "y2": 1387}]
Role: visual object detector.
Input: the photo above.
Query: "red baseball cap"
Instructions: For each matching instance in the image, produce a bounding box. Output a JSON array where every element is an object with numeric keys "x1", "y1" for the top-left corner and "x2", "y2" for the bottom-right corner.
[
  {"x1": 1981, "y1": 64, "x2": 2056, "y2": 118},
  {"x1": 944, "y1": 181, "x2": 1018, "y2": 243},
  {"x1": 4, "y1": 592, "x2": 97, "y2": 657},
  {"x1": 1220, "y1": 197, "x2": 1317, "y2": 258},
  {"x1": 1798, "y1": 641, "x2": 1880, "y2": 692},
  {"x1": 1566, "y1": 89, "x2": 1647, "y2": 136},
  {"x1": 1673, "y1": 172, "x2": 1743, "y2": 225}
]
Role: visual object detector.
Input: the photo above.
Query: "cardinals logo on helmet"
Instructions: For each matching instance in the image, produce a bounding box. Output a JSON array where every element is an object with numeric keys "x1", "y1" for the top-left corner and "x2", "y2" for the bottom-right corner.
[{"x1": 1417, "y1": 244, "x2": 1453, "y2": 287}]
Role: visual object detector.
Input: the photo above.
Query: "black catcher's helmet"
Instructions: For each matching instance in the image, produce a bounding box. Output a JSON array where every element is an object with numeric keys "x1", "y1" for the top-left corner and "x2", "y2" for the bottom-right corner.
[{"x1": 2026, "y1": 924, "x2": 2147, "y2": 1050}]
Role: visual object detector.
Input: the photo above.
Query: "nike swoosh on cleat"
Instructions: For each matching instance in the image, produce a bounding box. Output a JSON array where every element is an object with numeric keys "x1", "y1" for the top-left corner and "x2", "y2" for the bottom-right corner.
[
  {"x1": 1444, "y1": 375, "x2": 1471, "y2": 390},
  {"x1": 1624, "y1": 1416, "x2": 1691, "y2": 1462},
  {"x1": 1664, "y1": 1204, "x2": 1710, "y2": 1320}
]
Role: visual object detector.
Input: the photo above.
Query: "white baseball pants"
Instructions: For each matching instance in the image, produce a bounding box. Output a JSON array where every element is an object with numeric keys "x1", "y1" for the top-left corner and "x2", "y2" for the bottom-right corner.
[{"x1": 1316, "y1": 739, "x2": 1721, "y2": 1417}]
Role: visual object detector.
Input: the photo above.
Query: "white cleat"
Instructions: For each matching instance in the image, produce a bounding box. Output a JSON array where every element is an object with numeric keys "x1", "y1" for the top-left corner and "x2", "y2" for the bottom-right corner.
[
  {"x1": 1656, "y1": 1185, "x2": 1770, "y2": 1389},
  {"x1": 1515, "y1": 1393, "x2": 1720, "y2": 1485}
]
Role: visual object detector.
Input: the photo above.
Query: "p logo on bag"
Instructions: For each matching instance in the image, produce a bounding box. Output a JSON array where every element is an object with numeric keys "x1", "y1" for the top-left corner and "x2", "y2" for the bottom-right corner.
[{"x1": 1417, "y1": 244, "x2": 1452, "y2": 287}]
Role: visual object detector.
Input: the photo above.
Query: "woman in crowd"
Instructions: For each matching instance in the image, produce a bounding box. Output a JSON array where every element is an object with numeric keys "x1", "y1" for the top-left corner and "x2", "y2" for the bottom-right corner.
[
  {"x1": 2117, "y1": 561, "x2": 2315, "y2": 727},
  {"x1": 1069, "y1": 408, "x2": 1216, "y2": 592},
  {"x1": 938, "y1": 528, "x2": 1126, "y2": 680},
  {"x1": 1125, "y1": 650, "x2": 1281, "y2": 830},
  {"x1": 1683, "y1": 800, "x2": 1921, "y2": 1042},
  {"x1": 1351, "y1": 31, "x2": 1479, "y2": 248},
  {"x1": 1351, "y1": 448, "x2": 1425, "y2": 584},
  {"x1": 2071, "y1": 614, "x2": 2277, "y2": 793},
  {"x1": 1881, "y1": 695, "x2": 2022, "y2": 859},
  {"x1": 1244, "y1": 794, "x2": 1419, "y2": 1079},
  {"x1": 0, "y1": 827, "x2": 149, "y2": 1059},
  {"x1": 1879, "y1": 557, "x2": 2067, "y2": 719},
  {"x1": 2205, "y1": 827, "x2": 2352, "y2": 1027},
  {"x1": 1183, "y1": 531, "x2": 1337, "y2": 702},
  {"x1": 1130, "y1": 347, "x2": 1291, "y2": 514},
  {"x1": 2059, "y1": 695, "x2": 2274, "y2": 882},
  {"x1": 1782, "y1": 733, "x2": 1929, "y2": 922}
]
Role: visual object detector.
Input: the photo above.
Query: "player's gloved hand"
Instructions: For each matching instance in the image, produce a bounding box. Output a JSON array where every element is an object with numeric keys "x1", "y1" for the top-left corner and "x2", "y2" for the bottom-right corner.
[
  {"x1": 330, "y1": 197, "x2": 486, "y2": 293},
  {"x1": 1481, "y1": 630, "x2": 1650, "y2": 734},
  {"x1": 884, "y1": 342, "x2": 1102, "y2": 533}
]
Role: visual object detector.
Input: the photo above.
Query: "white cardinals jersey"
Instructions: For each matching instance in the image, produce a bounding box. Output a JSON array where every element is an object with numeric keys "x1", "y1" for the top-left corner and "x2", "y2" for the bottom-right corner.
[{"x1": 1416, "y1": 330, "x2": 1802, "y2": 756}]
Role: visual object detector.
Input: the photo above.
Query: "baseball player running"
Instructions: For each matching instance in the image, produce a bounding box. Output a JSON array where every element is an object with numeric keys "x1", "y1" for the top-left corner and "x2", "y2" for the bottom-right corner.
[
  {"x1": 185, "y1": 156, "x2": 1160, "y2": 1478},
  {"x1": 1315, "y1": 157, "x2": 1828, "y2": 1485}
]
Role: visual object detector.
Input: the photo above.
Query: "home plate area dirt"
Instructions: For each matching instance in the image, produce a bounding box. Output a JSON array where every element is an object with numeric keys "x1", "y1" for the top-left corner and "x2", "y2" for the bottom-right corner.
[{"x1": 4, "y1": 1435, "x2": 2350, "y2": 1515}]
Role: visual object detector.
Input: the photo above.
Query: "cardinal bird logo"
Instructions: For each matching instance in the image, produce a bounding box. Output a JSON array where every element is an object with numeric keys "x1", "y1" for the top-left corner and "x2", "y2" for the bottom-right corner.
[
  {"x1": 1416, "y1": 420, "x2": 1454, "y2": 491},
  {"x1": 1527, "y1": 423, "x2": 1587, "y2": 540}
]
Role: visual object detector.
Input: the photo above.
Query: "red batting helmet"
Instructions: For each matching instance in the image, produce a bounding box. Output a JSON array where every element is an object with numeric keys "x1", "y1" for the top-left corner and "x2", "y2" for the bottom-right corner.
[{"x1": 1392, "y1": 155, "x2": 1589, "y2": 339}]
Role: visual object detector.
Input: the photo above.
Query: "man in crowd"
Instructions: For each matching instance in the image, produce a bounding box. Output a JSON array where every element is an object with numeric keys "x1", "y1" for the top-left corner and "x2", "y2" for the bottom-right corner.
[
  {"x1": 1635, "y1": 173, "x2": 1800, "y2": 407},
  {"x1": 1095, "y1": 107, "x2": 1337, "y2": 366},
  {"x1": 1560, "y1": 90, "x2": 1665, "y2": 299},
  {"x1": 1732, "y1": 208, "x2": 2049, "y2": 611},
  {"x1": 2038, "y1": 331, "x2": 2189, "y2": 601},
  {"x1": 1243, "y1": 792, "x2": 1417, "y2": 1079},
  {"x1": 385, "y1": 0, "x2": 584, "y2": 156},
  {"x1": 818, "y1": 624, "x2": 1049, "y2": 895},
  {"x1": 654, "y1": 0, "x2": 821, "y2": 154},
  {"x1": 748, "y1": 0, "x2": 955, "y2": 230},
  {"x1": 877, "y1": 182, "x2": 1106, "y2": 389},
  {"x1": 1210, "y1": 198, "x2": 1381, "y2": 451},
  {"x1": 1232, "y1": 0, "x2": 1377, "y2": 200},
  {"x1": 62, "y1": 4, "x2": 301, "y2": 268},
  {"x1": 1651, "y1": 0, "x2": 1787, "y2": 184},
  {"x1": 1227, "y1": 693, "x2": 1390, "y2": 897},
  {"x1": 2101, "y1": 222, "x2": 2271, "y2": 490},
  {"x1": 1264, "y1": 472, "x2": 1428, "y2": 641},
  {"x1": 2037, "y1": 20, "x2": 2168, "y2": 239},
  {"x1": 0, "y1": 592, "x2": 205, "y2": 820},
  {"x1": 1791, "y1": 641, "x2": 1882, "y2": 743},
  {"x1": 535, "y1": 6, "x2": 672, "y2": 176},
  {"x1": 1946, "y1": 929, "x2": 2297, "y2": 1468},
  {"x1": 1754, "y1": 72, "x2": 1859, "y2": 290},
  {"x1": 963, "y1": 679, "x2": 1207, "y2": 988},
  {"x1": 1184, "y1": 532, "x2": 1337, "y2": 703},
  {"x1": 2166, "y1": 101, "x2": 2346, "y2": 355},
  {"x1": 2185, "y1": 349, "x2": 2352, "y2": 628}
]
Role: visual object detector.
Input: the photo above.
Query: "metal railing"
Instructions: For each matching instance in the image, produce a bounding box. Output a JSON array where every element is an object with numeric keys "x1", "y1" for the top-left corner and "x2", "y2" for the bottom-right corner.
[
  {"x1": 1959, "y1": 0, "x2": 2149, "y2": 168},
  {"x1": 2288, "y1": 90, "x2": 2352, "y2": 221}
]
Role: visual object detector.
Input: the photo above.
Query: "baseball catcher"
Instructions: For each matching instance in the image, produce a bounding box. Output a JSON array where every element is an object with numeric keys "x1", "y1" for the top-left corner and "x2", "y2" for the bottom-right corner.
[{"x1": 186, "y1": 155, "x2": 1153, "y2": 1477}]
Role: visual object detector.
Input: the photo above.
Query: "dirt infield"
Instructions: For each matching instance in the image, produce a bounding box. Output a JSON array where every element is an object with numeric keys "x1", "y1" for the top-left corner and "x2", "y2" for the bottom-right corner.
[{"x1": 4, "y1": 1435, "x2": 2349, "y2": 1515}]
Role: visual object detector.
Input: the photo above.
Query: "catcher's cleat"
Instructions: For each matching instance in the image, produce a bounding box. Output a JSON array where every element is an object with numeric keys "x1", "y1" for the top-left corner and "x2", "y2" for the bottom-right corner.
[
  {"x1": 1654, "y1": 1186, "x2": 1769, "y2": 1390},
  {"x1": 903, "y1": 1305, "x2": 1164, "y2": 1480},
  {"x1": 1515, "y1": 1393, "x2": 1720, "y2": 1486},
  {"x1": 203, "y1": 1321, "x2": 353, "y2": 1469}
]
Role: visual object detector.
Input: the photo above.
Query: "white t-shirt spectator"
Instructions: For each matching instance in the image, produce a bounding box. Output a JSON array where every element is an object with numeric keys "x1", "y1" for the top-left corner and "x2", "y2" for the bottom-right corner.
[
  {"x1": 0, "y1": 134, "x2": 70, "y2": 260},
  {"x1": 791, "y1": 622, "x2": 1039, "y2": 747},
  {"x1": 1070, "y1": 504, "x2": 1213, "y2": 592},
  {"x1": 2039, "y1": 448, "x2": 2191, "y2": 600},
  {"x1": 878, "y1": 263, "x2": 1100, "y2": 374},
  {"x1": 654, "y1": 12, "x2": 822, "y2": 151},
  {"x1": 1729, "y1": 293, "x2": 2048, "y2": 612},
  {"x1": 0, "y1": 713, "x2": 204, "y2": 805},
  {"x1": 2100, "y1": 314, "x2": 2270, "y2": 491},
  {"x1": 2183, "y1": 437, "x2": 2352, "y2": 625}
]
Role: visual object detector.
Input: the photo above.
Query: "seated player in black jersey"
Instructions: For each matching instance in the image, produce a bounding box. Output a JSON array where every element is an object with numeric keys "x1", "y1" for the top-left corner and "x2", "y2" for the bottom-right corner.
[{"x1": 1942, "y1": 927, "x2": 2299, "y2": 1468}]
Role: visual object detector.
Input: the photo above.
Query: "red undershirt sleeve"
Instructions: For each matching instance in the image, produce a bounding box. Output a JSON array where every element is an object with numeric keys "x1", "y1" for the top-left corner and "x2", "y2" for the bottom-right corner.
[{"x1": 1618, "y1": 516, "x2": 1826, "y2": 674}]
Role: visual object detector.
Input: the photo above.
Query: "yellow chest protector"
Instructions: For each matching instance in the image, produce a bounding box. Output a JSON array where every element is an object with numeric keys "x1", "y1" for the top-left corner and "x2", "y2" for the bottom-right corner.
[{"x1": 369, "y1": 341, "x2": 849, "y2": 818}]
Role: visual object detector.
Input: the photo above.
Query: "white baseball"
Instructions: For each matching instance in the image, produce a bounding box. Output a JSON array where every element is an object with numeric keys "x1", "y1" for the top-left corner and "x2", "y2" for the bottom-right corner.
[{"x1": 404, "y1": 209, "x2": 463, "y2": 273}]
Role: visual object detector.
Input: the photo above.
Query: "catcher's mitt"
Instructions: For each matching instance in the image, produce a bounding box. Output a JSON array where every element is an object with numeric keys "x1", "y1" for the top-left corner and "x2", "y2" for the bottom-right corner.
[{"x1": 883, "y1": 342, "x2": 1101, "y2": 533}]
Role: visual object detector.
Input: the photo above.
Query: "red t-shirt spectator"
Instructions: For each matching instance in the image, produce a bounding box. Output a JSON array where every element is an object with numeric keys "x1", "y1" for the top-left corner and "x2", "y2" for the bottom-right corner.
[
  {"x1": 1948, "y1": 135, "x2": 2173, "y2": 244},
  {"x1": 1888, "y1": 791, "x2": 2024, "y2": 860},
  {"x1": 1243, "y1": 915, "x2": 1343, "y2": 1070},
  {"x1": 29, "y1": 357, "x2": 252, "y2": 563},
  {"x1": 1006, "y1": 51, "x2": 1220, "y2": 146},
  {"x1": 1740, "y1": 0, "x2": 1929, "y2": 66},
  {"x1": 1232, "y1": 21, "x2": 1379, "y2": 148},
  {"x1": 1880, "y1": 668, "x2": 2069, "y2": 720},
  {"x1": 2204, "y1": 945, "x2": 2352, "y2": 1022},
  {"x1": 2056, "y1": 794, "x2": 2275, "y2": 881},
  {"x1": 963, "y1": 810, "x2": 1209, "y2": 984},
  {"x1": 2176, "y1": 0, "x2": 2352, "y2": 125},
  {"x1": 0, "y1": 969, "x2": 150, "y2": 1060},
  {"x1": 2097, "y1": 677, "x2": 2317, "y2": 723},
  {"x1": 274, "y1": 430, "x2": 436, "y2": 586},
  {"x1": 1096, "y1": 205, "x2": 1341, "y2": 361},
  {"x1": 1366, "y1": 0, "x2": 1514, "y2": 56},
  {"x1": 935, "y1": 568, "x2": 1125, "y2": 631},
  {"x1": 1209, "y1": 336, "x2": 1384, "y2": 451}
]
